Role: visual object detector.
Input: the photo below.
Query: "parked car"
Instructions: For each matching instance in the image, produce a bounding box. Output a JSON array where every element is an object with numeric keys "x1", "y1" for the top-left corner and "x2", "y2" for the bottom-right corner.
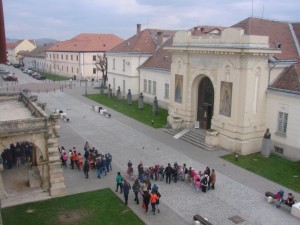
[
  {"x1": 13, "y1": 63, "x2": 21, "y2": 68},
  {"x1": 0, "y1": 68, "x2": 10, "y2": 75},
  {"x1": 31, "y1": 72, "x2": 39, "y2": 78},
  {"x1": 5, "y1": 61, "x2": 12, "y2": 66},
  {"x1": 36, "y1": 74, "x2": 46, "y2": 80},
  {"x1": 4, "y1": 75, "x2": 18, "y2": 81}
]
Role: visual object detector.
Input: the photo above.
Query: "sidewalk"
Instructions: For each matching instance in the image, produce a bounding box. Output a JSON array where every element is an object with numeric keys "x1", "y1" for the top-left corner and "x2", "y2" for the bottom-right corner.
[
  {"x1": 36, "y1": 86, "x2": 299, "y2": 225},
  {"x1": 1, "y1": 83, "x2": 299, "y2": 225}
]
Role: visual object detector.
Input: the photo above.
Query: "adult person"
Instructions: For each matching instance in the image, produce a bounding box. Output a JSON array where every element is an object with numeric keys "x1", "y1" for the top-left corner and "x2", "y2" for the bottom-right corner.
[
  {"x1": 77, "y1": 153, "x2": 83, "y2": 171},
  {"x1": 210, "y1": 169, "x2": 216, "y2": 190},
  {"x1": 96, "y1": 158, "x2": 102, "y2": 179},
  {"x1": 127, "y1": 160, "x2": 133, "y2": 176},
  {"x1": 132, "y1": 179, "x2": 141, "y2": 204},
  {"x1": 122, "y1": 179, "x2": 131, "y2": 205},
  {"x1": 115, "y1": 172, "x2": 123, "y2": 193},
  {"x1": 83, "y1": 160, "x2": 90, "y2": 178},
  {"x1": 277, "y1": 193, "x2": 295, "y2": 208},
  {"x1": 165, "y1": 163, "x2": 172, "y2": 184},
  {"x1": 142, "y1": 190, "x2": 150, "y2": 214},
  {"x1": 101, "y1": 155, "x2": 107, "y2": 176},
  {"x1": 201, "y1": 171, "x2": 209, "y2": 193}
]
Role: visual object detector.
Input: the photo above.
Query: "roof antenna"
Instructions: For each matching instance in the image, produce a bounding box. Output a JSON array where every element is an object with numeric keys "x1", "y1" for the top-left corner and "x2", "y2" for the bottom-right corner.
[{"x1": 252, "y1": 0, "x2": 254, "y2": 17}]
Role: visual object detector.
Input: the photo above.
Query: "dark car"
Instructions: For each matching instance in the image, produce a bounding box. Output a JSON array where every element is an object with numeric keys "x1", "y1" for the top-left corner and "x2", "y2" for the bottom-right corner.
[
  {"x1": 13, "y1": 63, "x2": 21, "y2": 68},
  {"x1": 4, "y1": 75, "x2": 18, "y2": 81},
  {"x1": 36, "y1": 74, "x2": 46, "y2": 80}
]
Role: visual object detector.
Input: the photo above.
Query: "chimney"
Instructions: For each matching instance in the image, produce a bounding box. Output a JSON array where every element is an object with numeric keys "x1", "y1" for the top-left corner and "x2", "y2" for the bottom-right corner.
[
  {"x1": 137, "y1": 24, "x2": 141, "y2": 33},
  {"x1": 157, "y1": 31, "x2": 163, "y2": 45}
]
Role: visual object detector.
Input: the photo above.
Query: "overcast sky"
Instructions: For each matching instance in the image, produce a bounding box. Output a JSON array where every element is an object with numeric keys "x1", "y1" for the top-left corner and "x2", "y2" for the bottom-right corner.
[{"x1": 3, "y1": 0, "x2": 300, "y2": 41}]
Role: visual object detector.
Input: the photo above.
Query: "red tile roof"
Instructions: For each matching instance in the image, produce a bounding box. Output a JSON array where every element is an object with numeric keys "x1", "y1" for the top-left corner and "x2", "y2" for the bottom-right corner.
[
  {"x1": 271, "y1": 64, "x2": 300, "y2": 92},
  {"x1": 47, "y1": 33, "x2": 124, "y2": 52},
  {"x1": 232, "y1": 17, "x2": 299, "y2": 61},
  {"x1": 291, "y1": 23, "x2": 300, "y2": 48},
  {"x1": 21, "y1": 45, "x2": 52, "y2": 58},
  {"x1": 140, "y1": 37, "x2": 173, "y2": 71},
  {"x1": 109, "y1": 29, "x2": 176, "y2": 53}
]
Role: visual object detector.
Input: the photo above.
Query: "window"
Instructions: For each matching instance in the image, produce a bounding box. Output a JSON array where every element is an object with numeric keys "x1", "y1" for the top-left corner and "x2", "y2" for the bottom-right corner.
[
  {"x1": 113, "y1": 58, "x2": 115, "y2": 70},
  {"x1": 66, "y1": 55, "x2": 68, "y2": 60},
  {"x1": 76, "y1": 55, "x2": 79, "y2": 61},
  {"x1": 93, "y1": 55, "x2": 96, "y2": 61},
  {"x1": 277, "y1": 112, "x2": 288, "y2": 135},
  {"x1": 71, "y1": 55, "x2": 73, "y2": 60},
  {"x1": 93, "y1": 68, "x2": 96, "y2": 74},
  {"x1": 61, "y1": 54, "x2": 63, "y2": 60},
  {"x1": 122, "y1": 59, "x2": 125, "y2": 71},
  {"x1": 62, "y1": 66, "x2": 63, "y2": 71},
  {"x1": 57, "y1": 54, "x2": 59, "y2": 59},
  {"x1": 143, "y1": 79, "x2": 147, "y2": 92},
  {"x1": 153, "y1": 81, "x2": 156, "y2": 95},
  {"x1": 165, "y1": 83, "x2": 169, "y2": 98},
  {"x1": 71, "y1": 67, "x2": 73, "y2": 73},
  {"x1": 53, "y1": 54, "x2": 55, "y2": 59},
  {"x1": 113, "y1": 78, "x2": 115, "y2": 90},
  {"x1": 77, "y1": 68, "x2": 78, "y2": 74},
  {"x1": 67, "y1": 66, "x2": 68, "y2": 72},
  {"x1": 148, "y1": 80, "x2": 152, "y2": 94},
  {"x1": 123, "y1": 80, "x2": 125, "y2": 93}
]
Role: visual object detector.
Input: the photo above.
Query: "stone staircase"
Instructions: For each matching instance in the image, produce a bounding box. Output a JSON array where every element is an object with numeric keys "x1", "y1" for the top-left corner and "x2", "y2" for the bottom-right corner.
[{"x1": 164, "y1": 128, "x2": 217, "y2": 151}]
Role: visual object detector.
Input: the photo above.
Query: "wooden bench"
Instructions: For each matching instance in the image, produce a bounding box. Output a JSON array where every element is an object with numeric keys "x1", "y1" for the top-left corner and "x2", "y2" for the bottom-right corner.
[{"x1": 193, "y1": 214, "x2": 213, "y2": 225}]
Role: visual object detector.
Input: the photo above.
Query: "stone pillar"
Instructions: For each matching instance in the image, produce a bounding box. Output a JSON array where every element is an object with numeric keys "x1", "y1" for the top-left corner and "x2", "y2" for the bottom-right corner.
[
  {"x1": 0, "y1": 0, "x2": 6, "y2": 63},
  {"x1": 47, "y1": 113, "x2": 66, "y2": 197}
]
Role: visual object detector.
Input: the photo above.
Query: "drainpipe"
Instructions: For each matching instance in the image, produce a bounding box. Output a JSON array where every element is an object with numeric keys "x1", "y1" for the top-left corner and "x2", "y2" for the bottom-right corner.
[{"x1": 268, "y1": 60, "x2": 276, "y2": 87}]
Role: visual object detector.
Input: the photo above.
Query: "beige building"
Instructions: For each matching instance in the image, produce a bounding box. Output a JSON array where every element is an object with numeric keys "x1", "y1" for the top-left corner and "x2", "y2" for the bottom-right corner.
[
  {"x1": 107, "y1": 25, "x2": 176, "y2": 102},
  {"x1": 108, "y1": 18, "x2": 300, "y2": 161},
  {"x1": 21, "y1": 45, "x2": 52, "y2": 71},
  {"x1": 45, "y1": 33, "x2": 123, "y2": 80},
  {"x1": 6, "y1": 39, "x2": 36, "y2": 64}
]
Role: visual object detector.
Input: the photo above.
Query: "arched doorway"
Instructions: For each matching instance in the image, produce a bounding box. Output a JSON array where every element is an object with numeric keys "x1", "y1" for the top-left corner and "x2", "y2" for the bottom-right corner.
[{"x1": 197, "y1": 77, "x2": 214, "y2": 129}]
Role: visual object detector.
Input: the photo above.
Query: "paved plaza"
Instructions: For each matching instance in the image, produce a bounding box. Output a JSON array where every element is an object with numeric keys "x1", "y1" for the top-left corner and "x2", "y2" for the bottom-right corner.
[{"x1": 1, "y1": 65, "x2": 300, "y2": 225}]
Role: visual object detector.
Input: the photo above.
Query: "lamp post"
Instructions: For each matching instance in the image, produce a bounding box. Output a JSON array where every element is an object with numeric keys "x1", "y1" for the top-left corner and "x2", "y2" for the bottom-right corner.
[{"x1": 85, "y1": 79, "x2": 87, "y2": 96}]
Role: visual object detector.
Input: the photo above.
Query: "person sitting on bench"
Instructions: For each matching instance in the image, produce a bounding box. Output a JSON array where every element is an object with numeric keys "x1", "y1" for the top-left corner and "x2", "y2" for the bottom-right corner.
[{"x1": 276, "y1": 193, "x2": 295, "y2": 208}]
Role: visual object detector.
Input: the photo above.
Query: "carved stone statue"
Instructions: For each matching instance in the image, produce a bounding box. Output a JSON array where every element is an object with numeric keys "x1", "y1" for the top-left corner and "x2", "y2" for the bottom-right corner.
[
  {"x1": 108, "y1": 84, "x2": 112, "y2": 98},
  {"x1": 262, "y1": 128, "x2": 272, "y2": 157},
  {"x1": 264, "y1": 128, "x2": 271, "y2": 139},
  {"x1": 152, "y1": 96, "x2": 158, "y2": 115},
  {"x1": 127, "y1": 89, "x2": 132, "y2": 105},
  {"x1": 138, "y1": 92, "x2": 144, "y2": 109},
  {"x1": 117, "y1": 86, "x2": 121, "y2": 100}
]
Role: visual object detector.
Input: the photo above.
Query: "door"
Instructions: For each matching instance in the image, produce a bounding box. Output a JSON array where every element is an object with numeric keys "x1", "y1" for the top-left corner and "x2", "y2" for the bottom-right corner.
[{"x1": 197, "y1": 77, "x2": 214, "y2": 129}]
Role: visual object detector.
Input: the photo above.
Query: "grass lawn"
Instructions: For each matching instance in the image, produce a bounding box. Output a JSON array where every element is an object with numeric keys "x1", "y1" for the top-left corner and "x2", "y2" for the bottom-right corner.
[
  {"x1": 221, "y1": 153, "x2": 300, "y2": 193},
  {"x1": 33, "y1": 69, "x2": 69, "y2": 81},
  {"x1": 1, "y1": 189, "x2": 145, "y2": 225},
  {"x1": 86, "y1": 94, "x2": 168, "y2": 128}
]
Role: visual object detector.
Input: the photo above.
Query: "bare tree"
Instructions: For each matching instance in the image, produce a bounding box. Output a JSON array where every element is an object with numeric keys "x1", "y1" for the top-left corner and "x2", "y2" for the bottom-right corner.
[{"x1": 95, "y1": 53, "x2": 108, "y2": 87}]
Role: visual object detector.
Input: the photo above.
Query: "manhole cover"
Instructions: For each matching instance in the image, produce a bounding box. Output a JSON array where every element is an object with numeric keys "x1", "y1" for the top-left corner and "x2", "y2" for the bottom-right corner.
[{"x1": 229, "y1": 215, "x2": 245, "y2": 224}]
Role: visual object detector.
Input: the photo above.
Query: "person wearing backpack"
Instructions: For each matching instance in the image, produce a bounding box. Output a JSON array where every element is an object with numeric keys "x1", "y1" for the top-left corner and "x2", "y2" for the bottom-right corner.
[{"x1": 201, "y1": 171, "x2": 209, "y2": 193}]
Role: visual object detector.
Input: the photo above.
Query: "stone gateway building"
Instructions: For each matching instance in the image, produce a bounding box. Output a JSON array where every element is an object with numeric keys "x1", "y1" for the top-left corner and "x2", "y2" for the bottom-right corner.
[
  {"x1": 167, "y1": 28, "x2": 280, "y2": 155},
  {"x1": 0, "y1": 92, "x2": 65, "y2": 200}
]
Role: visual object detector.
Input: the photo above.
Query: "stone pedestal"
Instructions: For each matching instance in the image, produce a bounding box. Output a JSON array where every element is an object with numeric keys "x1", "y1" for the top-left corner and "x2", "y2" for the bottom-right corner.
[
  {"x1": 205, "y1": 130, "x2": 219, "y2": 146},
  {"x1": 262, "y1": 139, "x2": 271, "y2": 157}
]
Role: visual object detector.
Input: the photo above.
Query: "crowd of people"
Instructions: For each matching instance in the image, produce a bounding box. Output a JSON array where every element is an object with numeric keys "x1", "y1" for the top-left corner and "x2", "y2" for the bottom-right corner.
[
  {"x1": 58, "y1": 141, "x2": 112, "y2": 179},
  {"x1": 1, "y1": 142, "x2": 33, "y2": 169},
  {"x1": 58, "y1": 141, "x2": 217, "y2": 216},
  {"x1": 129, "y1": 161, "x2": 216, "y2": 193}
]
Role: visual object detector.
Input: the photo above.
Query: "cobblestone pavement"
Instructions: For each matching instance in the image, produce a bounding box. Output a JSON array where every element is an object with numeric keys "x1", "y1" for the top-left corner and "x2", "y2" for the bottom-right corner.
[
  {"x1": 35, "y1": 89, "x2": 299, "y2": 225},
  {"x1": 1, "y1": 64, "x2": 299, "y2": 225}
]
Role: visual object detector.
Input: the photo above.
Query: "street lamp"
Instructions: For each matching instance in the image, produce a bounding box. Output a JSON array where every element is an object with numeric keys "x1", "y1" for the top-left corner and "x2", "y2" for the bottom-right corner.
[{"x1": 85, "y1": 79, "x2": 87, "y2": 96}]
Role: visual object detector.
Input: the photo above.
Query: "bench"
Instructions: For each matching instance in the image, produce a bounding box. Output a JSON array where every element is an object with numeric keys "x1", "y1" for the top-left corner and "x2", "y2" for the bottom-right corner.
[{"x1": 193, "y1": 214, "x2": 213, "y2": 225}]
